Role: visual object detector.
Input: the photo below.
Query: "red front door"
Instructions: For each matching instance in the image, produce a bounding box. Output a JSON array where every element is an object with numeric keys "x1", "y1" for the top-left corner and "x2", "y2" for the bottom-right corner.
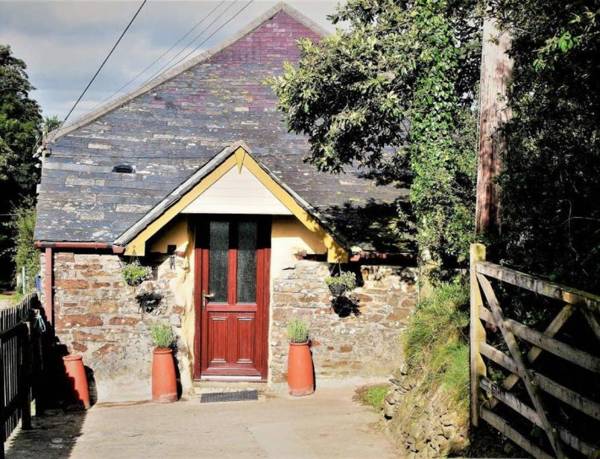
[{"x1": 194, "y1": 217, "x2": 270, "y2": 380}]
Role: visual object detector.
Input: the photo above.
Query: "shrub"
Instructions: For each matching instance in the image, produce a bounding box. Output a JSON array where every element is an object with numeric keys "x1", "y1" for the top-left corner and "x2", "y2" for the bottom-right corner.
[
  {"x1": 7, "y1": 202, "x2": 38, "y2": 293},
  {"x1": 404, "y1": 282, "x2": 469, "y2": 405},
  {"x1": 122, "y1": 260, "x2": 151, "y2": 286},
  {"x1": 150, "y1": 323, "x2": 174, "y2": 349},
  {"x1": 287, "y1": 318, "x2": 309, "y2": 343}
]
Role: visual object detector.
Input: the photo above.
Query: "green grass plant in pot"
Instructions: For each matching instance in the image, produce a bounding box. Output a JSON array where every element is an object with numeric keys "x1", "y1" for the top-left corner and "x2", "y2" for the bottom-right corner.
[
  {"x1": 150, "y1": 323, "x2": 177, "y2": 402},
  {"x1": 286, "y1": 318, "x2": 314, "y2": 396}
]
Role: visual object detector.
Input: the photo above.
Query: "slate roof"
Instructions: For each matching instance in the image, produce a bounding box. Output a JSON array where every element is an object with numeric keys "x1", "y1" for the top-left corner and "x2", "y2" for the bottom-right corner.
[{"x1": 35, "y1": 3, "x2": 407, "y2": 252}]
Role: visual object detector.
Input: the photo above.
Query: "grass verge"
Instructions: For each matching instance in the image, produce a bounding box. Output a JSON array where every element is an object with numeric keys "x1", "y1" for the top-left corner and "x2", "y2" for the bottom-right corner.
[
  {"x1": 355, "y1": 384, "x2": 389, "y2": 411},
  {"x1": 404, "y1": 281, "x2": 470, "y2": 410}
]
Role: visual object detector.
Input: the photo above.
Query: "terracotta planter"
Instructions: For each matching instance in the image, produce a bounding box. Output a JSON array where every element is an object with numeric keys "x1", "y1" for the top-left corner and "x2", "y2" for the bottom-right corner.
[
  {"x1": 63, "y1": 354, "x2": 90, "y2": 409},
  {"x1": 287, "y1": 342, "x2": 314, "y2": 396},
  {"x1": 152, "y1": 347, "x2": 178, "y2": 403}
]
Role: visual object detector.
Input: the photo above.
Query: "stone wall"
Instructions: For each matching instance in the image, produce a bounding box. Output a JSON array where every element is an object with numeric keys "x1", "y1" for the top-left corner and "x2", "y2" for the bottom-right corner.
[
  {"x1": 270, "y1": 260, "x2": 417, "y2": 382},
  {"x1": 383, "y1": 366, "x2": 469, "y2": 457},
  {"x1": 44, "y1": 251, "x2": 194, "y2": 402},
  {"x1": 42, "y1": 252, "x2": 417, "y2": 401}
]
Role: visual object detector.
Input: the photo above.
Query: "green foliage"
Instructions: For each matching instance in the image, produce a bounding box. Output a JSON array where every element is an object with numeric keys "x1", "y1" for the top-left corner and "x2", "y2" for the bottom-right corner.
[
  {"x1": 357, "y1": 384, "x2": 389, "y2": 410},
  {"x1": 0, "y1": 45, "x2": 42, "y2": 287},
  {"x1": 43, "y1": 116, "x2": 61, "y2": 135},
  {"x1": 287, "y1": 318, "x2": 310, "y2": 343},
  {"x1": 491, "y1": 1, "x2": 600, "y2": 292},
  {"x1": 271, "y1": 0, "x2": 482, "y2": 278},
  {"x1": 325, "y1": 271, "x2": 356, "y2": 289},
  {"x1": 122, "y1": 259, "x2": 152, "y2": 286},
  {"x1": 404, "y1": 282, "x2": 470, "y2": 404},
  {"x1": 7, "y1": 201, "x2": 38, "y2": 293},
  {"x1": 150, "y1": 323, "x2": 175, "y2": 349},
  {"x1": 0, "y1": 45, "x2": 42, "y2": 192}
]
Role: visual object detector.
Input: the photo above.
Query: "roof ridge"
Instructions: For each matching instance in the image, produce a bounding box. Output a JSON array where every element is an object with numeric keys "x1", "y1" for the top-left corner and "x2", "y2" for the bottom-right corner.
[{"x1": 48, "y1": 2, "x2": 327, "y2": 142}]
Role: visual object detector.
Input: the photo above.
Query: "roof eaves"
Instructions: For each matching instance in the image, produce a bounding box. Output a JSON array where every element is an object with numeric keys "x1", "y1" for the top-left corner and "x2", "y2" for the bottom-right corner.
[
  {"x1": 47, "y1": 2, "x2": 328, "y2": 142},
  {"x1": 112, "y1": 140, "x2": 349, "y2": 250},
  {"x1": 113, "y1": 141, "x2": 248, "y2": 246}
]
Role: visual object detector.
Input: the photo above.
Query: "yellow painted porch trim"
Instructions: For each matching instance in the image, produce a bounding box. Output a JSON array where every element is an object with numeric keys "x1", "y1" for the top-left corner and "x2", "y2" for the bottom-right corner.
[
  {"x1": 241, "y1": 153, "x2": 347, "y2": 262},
  {"x1": 125, "y1": 147, "x2": 348, "y2": 262}
]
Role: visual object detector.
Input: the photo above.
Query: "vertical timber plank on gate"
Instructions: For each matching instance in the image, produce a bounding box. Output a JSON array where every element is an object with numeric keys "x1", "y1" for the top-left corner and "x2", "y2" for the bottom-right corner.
[
  {"x1": 0, "y1": 331, "x2": 4, "y2": 459},
  {"x1": 20, "y1": 325, "x2": 31, "y2": 430},
  {"x1": 470, "y1": 243, "x2": 487, "y2": 427},
  {"x1": 477, "y1": 273, "x2": 566, "y2": 459}
]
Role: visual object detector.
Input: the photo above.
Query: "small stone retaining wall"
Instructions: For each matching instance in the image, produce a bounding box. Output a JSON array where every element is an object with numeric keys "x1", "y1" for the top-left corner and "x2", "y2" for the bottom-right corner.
[{"x1": 383, "y1": 367, "x2": 469, "y2": 457}]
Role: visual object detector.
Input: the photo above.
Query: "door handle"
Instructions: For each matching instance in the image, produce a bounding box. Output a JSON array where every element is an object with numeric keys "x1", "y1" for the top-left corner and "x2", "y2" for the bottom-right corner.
[{"x1": 202, "y1": 292, "x2": 215, "y2": 309}]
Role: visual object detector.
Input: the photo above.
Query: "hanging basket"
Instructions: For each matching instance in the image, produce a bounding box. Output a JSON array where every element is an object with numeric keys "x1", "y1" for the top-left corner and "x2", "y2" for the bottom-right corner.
[{"x1": 328, "y1": 284, "x2": 348, "y2": 296}]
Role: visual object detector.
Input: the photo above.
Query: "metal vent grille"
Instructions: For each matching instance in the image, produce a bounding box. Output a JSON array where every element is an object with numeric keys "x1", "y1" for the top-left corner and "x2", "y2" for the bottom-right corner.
[
  {"x1": 200, "y1": 390, "x2": 258, "y2": 403},
  {"x1": 112, "y1": 164, "x2": 134, "y2": 173}
]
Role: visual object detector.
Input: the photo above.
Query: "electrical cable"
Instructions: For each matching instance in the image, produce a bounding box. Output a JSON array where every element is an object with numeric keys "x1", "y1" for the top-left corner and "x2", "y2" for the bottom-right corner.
[
  {"x1": 62, "y1": 0, "x2": 148, "y2": 124},
  {"x1": 91, "y1": 0, "x2": 227, "y2": 110}
]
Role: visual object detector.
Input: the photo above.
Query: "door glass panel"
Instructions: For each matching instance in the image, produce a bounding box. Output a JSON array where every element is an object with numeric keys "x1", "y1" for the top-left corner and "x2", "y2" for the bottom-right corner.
[
  {"x1": 209, "y1": 221, "x2": 229, "y2": 302},
  {"x1": 236, "y1": 220, "x2": 257, "y2": 303}
]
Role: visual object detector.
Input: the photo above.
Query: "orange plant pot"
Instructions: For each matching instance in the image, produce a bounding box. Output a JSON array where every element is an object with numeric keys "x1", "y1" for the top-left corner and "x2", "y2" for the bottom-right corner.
[
  {"x1": 287, "y1": 342, "x2": 314, "y2": 396},
  {"x1": 63, "y1": 355, "x2": 90, "y2": 409},
  {"x1": 152, "y1": 348, "x2": 178, "y2": 403}
]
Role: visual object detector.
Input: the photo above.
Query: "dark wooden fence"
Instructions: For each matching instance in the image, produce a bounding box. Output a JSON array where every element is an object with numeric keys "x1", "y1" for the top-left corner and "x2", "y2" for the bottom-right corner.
[
  {"x1": 470, "y1": 244, "x2": 600, "y2": 458},
  {"x1": 0, "y1": 292, "x2": 41, "y2": 458}
]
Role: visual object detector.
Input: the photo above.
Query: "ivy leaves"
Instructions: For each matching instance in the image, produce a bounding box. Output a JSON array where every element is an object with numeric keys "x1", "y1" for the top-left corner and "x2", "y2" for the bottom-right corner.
[{"x1": 272, "y1": 0, "x2": 482, "y2": 278}]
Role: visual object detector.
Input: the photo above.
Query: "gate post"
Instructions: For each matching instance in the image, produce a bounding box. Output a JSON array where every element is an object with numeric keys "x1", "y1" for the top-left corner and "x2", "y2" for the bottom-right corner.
[{"x1": 470, "y1": 243, "x2": 487, "y2": 427}]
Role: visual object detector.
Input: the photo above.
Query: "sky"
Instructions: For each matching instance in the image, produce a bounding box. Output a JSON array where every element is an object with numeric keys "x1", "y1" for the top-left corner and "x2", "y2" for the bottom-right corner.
[{"x1": 0, "y1": 0, "x2": 338, "y2": 123}]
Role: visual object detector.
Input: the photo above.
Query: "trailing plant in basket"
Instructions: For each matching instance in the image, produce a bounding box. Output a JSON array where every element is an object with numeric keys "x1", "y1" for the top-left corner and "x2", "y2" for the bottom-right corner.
[
  {"x1": 150, "y1": 323, "x2": 175, "y2": 349},
  {"x1": 122, "y1": 260, "x2": 152, "y2": 286},
  {"x1": 325, "y1": 271, "x2": 356, "y2": 296},
  {"x1": 287, "y1": 318, "x2": 309, "y2": 344}
]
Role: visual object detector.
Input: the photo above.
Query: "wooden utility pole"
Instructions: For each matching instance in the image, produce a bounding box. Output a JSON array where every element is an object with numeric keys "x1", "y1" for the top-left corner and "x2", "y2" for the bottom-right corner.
[{"x1": 475, "y1": 16, "x2": 513, "y2": 235}]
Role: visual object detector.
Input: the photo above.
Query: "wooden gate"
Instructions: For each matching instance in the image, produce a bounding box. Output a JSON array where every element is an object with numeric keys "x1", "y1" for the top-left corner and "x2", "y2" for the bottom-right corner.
[{"x1": 470, "y1": 244, "x2": 600, "y2": 458}]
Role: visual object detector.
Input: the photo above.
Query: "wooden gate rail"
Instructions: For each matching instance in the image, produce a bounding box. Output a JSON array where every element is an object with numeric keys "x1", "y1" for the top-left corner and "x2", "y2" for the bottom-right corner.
[
  {"x1": 0, "y1": 293, "x2": 39, "y2": 459},
  {"x1": 470, "y1": 243, "x2": 600, "y2": 459}
]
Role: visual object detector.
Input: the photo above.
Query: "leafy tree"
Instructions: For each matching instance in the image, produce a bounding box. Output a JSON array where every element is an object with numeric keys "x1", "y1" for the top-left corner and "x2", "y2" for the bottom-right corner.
[
  {"x1": 272, "y1": 0, "x2": 482, "y2": 278},
  {"x1": 42, "y1": 116, "x2": 60, "y2": 139},
  {"x1": 491, "y1": 1, "x2": 600, "y2": 291},
  {"x1": 0, "y1": 45, "x2": 42, "y2": 198},
  {"x1": 9, "y1": 200, "x2": 38, "y2": 293},
  {"x1": 0, "y1": 45, "x2": 42, "y2": 287}
]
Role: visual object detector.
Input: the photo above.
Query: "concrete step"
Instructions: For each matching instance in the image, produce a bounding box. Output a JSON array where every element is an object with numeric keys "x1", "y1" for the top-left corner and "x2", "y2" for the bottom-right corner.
[{"x1": 192, "y1": 380, "x2": 269, "y2": 397}]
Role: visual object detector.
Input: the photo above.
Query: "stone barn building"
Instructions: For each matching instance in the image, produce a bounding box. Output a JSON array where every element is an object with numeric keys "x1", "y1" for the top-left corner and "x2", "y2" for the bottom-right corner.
[{"x1": 34, "y1": 3, "x2": 417, "y2": 401}]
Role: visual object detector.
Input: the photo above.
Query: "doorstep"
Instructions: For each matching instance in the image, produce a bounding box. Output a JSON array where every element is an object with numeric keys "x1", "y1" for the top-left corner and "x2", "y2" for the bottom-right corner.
[{"x1": 191, "y1": 380, "x2": 269, "y2": 399}]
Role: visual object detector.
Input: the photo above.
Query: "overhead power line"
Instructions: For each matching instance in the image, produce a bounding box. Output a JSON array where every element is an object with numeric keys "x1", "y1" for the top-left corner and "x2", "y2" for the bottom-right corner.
[
  {"x1": 163, "y1": 0, "x2": 255, "y2": 75},
  {"x1": 67, "y1": 0, "x2": 255, "y2": 127},
  {"x1": 93, "y1": 0, "x2": 227, "y2": 109},
  {"x1": 141, "y1": 0, "x2": 242, "y2": 85},
  {"x1": 62, "y1": 0, "x2": 148, "y2": 124}
]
